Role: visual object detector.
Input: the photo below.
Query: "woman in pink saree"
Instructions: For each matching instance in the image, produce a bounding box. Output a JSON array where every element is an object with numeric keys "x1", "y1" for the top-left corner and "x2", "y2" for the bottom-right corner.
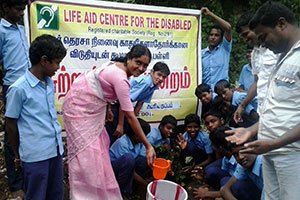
[{"x1": 62, "y1": 45, "x2": 156, "y2": 200}]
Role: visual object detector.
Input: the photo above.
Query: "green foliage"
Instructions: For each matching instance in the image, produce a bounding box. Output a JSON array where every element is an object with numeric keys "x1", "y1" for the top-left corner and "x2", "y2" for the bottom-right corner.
[
  {"x1": 154, "y1": 144, "x2": 199, "y2": 187},
  {"x1": 154, "y1": 145, "x2": 188, "y2": 185}
]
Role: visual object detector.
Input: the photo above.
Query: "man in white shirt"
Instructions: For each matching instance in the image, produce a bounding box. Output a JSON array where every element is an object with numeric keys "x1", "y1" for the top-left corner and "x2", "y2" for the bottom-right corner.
[
  {"x1": 234, "y1": 12, "x2": 279, "y2": 121},
  {"x1": 226, "y1": 2, "x2": 300, "y2": 199}
]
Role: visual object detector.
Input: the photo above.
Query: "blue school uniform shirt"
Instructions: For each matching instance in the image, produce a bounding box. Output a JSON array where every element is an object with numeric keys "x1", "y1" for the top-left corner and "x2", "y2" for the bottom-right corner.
[
  {"x1": 130, "y1": 74, "x2": 158, "y2": 103},
  {"x1": 232, "y1": 91, "x2": 258, "y2": 115},
  {"x1": 110, "y1": 134, "x2": 144, "y2": 161},
  {"x1": 233, "y1": 155, "x2": 264, "y2": 195},
  {"x1": 5, "y1": 70, "x2": 64, "y2": 163},
  {"x1": 0, "y1": 18, "x2": 31, "y2": 86},
  {"x1": 200, "y1": 92, "x2": 218, "y2": 117},
  {"x1": 140, "y1": 127, "x2": 170, "y2": 157},
  {"x1": 147, "y1": 127, "x2": 170, "y2": 146},
  {"x1": 182, "y1": 131, "x2": 213, "y2": 154},
  {"x1": 221, "y1": 155, "x2": 238, "y2": 176},
  {"x1": 202, "y1": 37, "x2": 232, "y2": 90},
  {"x1": 238, "y1": 63, "x2": 254, "y2": 92}
]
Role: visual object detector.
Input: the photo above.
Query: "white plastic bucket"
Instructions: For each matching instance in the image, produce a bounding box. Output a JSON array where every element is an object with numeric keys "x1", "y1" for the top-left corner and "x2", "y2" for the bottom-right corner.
[{"x1": 146, "y1": 180, "x2": 188, "y2": 200}]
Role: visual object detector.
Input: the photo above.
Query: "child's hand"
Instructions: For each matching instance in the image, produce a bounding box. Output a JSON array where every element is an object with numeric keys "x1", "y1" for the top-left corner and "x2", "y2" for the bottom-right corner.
[
  {"x1": 113, "y1": 124, "x2": 124, "y2": 138},
  {"x1": 191, "y1": 165, "x2": 204, "y2": 181},
  {"x1": 193, "y1": 186, "x2": 209, "y2": 199},
  {"x1": 177, "y1": 133, "x2": 187, "y2": 150},
  {"x1": 181, "y1": 165, "x2": 193, "y2": 174},
  {"x1": 162, "y1": 144, "x2": 171, "y2": 150}
]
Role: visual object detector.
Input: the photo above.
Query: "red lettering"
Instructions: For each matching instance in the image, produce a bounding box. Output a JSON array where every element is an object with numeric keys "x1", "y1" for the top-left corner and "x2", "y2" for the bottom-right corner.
[
  {"x1": 160, "y1": 66, "x2": 192, "y2": 94},
  {"x1": 63, "y1": 9, "x2": 81, "y2": 23},
  {"x1": 99, "y1": 13, "x2": 128, "y2": 26}
]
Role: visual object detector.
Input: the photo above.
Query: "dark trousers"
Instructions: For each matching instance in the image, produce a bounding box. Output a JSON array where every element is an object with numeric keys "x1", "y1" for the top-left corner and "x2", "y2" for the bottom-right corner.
[
  {"x1": 205, "y1": 159, "x2": 231, "y2": 189},
  {"x1": 222, "y1": 176, "x2": 261, "y2": 200},
  {"x1": 111, "y1": 154, "x2": 135, "y2": 194},
  {"x1": 23, "y1": 155, "x2": 64, "y2": 200},
  {"x1": 111, "y1": 154, "x2": 150, "y2": 194},
  {"x1": 185, "y1": 140, "x2": 208, "y2": 164},
  {"x1": 3, "y1": 85, "x2": 24, "y2": 192}
]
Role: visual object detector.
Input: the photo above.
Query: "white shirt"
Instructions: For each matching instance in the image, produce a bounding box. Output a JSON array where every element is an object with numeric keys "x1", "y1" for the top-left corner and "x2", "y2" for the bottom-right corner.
[
  {"x1": 251, "y1": 46, "x2": 279, "y2": 114},
  {"x1": 259, "y1": 40, "x2": 300, "y2": 154}
]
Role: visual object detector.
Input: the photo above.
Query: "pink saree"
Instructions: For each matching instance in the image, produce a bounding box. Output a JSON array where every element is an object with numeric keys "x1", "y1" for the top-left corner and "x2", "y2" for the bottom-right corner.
[{"x1": 63, "y1": 64, "x2": 123, "y2": 200}]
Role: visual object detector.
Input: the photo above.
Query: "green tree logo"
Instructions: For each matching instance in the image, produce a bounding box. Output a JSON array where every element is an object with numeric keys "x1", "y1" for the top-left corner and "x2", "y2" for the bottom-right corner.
[{"x1": 37, "y1": 4, "x2": 59, "y2": 30}]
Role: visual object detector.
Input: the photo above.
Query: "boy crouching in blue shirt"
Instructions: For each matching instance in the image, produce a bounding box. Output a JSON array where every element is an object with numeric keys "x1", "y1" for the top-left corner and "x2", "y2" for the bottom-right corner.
[
  {"x1": 214, "y1": 79, "x2": 259, "y2": 127},
  {"x1": 177, "y1": 114, "x2": 214, "y2": 167},
  {"x1": 147, "y1": 114, "x2": 177, "y2": 148},
  {"x1": 204, "y1": 126, "x2": 238, "y2": 190},
  {"x1": 5, "y1": 34, "x2": 66, "y2": 200},
  {"x1": 110, "y1": 118, "x2": 151, "y2": 195},
  {"x1": 139, "y1": 114, "x2": 177, "y2": 157},
  {"x1": 193, "y1": 127, "x2": 263, "y2": 200},
  {"x1": 221, "y1": 148, "x2": 263, "y2": 200}
]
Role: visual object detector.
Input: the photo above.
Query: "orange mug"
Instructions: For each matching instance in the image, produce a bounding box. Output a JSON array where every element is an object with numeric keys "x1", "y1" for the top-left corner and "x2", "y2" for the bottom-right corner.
[{"x1": 152, "y1": 158, "x2": 172, "y2": 180}]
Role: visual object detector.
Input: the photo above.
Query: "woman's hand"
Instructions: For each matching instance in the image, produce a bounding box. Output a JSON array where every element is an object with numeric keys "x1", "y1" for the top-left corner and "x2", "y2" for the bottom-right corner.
[{"x1": 146, "y1": 145, "x2": 156, "y2": 166}]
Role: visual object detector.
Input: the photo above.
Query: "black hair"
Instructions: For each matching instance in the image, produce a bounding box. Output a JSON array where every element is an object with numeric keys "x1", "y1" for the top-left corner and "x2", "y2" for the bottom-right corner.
[
  {"x1": 29, "y1": 34, "x2": 66, "y2": 65},
  {"x1": 111, "y1": 44, "x2": 152, "y2": 63},
  {"x1": 159, "y1": 114, "x2": 177, "y2": 127},
  {"x1": 203, "y1": 109, "x2": 224, "y2": 121},
  {"x1": 249, "y1": 1, "x2": 296, "y2": 30},
  {"x1": 209, "y1": 126, "x2": 232, "y2": 149},
  {"x1": 247, "y1": 43, "x2": 254, "y2": 50},
  {"x1": 210, "y1": 25, "x2": 224, "y2": 39},
  {"x1": 1, "y1": 0, "x2": 27, "y2": 7},
  {"x1": 184, "y1": 114, "x2": 200, "y2": 127},
  {"x1": 214, "y1": 79, "x2": 230, "y2": 94},
  {"x1": 235, "y1": 12, "x2": 255, "y2": 34},
  {"x1": 195, "y1": 83, "x2": 212, "y2": 97},
  {"x1": 152, "y1": 62, "x2": 170, "y2": 76},
  {"x1": 126, "y1": 118, "x2": 150, "y2": 138}
]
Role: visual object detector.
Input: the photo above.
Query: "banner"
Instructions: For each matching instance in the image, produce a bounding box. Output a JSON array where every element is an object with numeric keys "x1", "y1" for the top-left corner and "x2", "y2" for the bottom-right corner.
[{"x1": 27, "y1": 0, "x2": 202, "y2": 123}]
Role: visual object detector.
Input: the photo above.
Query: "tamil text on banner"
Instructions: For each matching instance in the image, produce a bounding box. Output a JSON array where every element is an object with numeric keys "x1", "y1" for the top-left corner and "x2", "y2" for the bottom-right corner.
[{"x1": 27, "y1": 0, "x2": 202, "y2": 123}]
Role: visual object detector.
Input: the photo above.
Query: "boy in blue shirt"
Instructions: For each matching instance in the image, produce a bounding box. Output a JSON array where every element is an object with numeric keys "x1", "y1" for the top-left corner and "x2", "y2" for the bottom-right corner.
[
  {"x1": 201, "y1": 7, "x2": 232, "y2": 91},
  {"x1": 139, "y1": 114, "x2": 177, "y2": 157},
  {"x1": 147, "y1": 114, "x2": 177, "y2": 147},
  {"x1": 203, "y1": 109, "x2": 225, "y2": 134},
  {"x1": 5, "y1": 34, "x2": 66, "y2": 200},
  {"x1": 0, "y1": 0, "x2": 31, "y2": 197},
  {"x1": 106, "y1": 62, "x2": 170, "y2": 144},
  {"x1": 177, "y1": 114, "x2": 214, "y2": 167},
  {"x1": 221, "y1": 149, "x2": 263, "y2": 200},
  {"x1": 205, "y1": 127, "x2": 238, "y2": 188},
  {"x1": 237, "y1": 45, "x2": 254, "y2": 92},
  {"x1": 194, "y1": 83, "x2": 217, "y2": 118},
  {"x1": 130, "y1": 62, "x2": 170, "y2": 115},
  {"x1": 214, "y1": 79, "x2": 258, "y2": 127},
  {"x1": 194, "y1": 127, "x2": 263, "y2": 200},
  {"x1": 110, "y1": 118, "x2": 151, "y2": 195}
]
